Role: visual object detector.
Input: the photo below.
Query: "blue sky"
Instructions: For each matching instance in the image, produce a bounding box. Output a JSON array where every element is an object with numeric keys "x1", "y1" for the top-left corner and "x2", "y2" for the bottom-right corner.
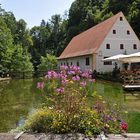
[{"x1": 0, "y1": 0, "x2": 75, "y2": 28}]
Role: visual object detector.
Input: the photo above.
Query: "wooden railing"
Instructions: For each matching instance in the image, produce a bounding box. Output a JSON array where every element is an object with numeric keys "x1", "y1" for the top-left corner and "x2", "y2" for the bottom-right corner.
[{"x1": 121, "y1": 70, "x2": 140, "y2": 85}]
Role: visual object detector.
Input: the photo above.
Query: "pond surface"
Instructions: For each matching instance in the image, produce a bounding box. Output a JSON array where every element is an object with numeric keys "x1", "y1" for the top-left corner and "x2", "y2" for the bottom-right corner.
[{"x1": 0, "y1": 79, "x2": 140, "y2": 132}]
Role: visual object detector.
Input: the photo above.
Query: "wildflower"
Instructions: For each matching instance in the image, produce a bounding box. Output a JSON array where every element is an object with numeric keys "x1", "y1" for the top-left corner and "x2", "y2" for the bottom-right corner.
[
  {"x1": 124, "y1": 111, "x2": 128, "y2": 114},
  {"x1": 69, "y1": 80, "x2": 74, "y2": 84},
  {"x1": 47, "y1": 70, "x2": 58, "y2": 78},
  {"x1": 58, "y1": 73, "x2": 67, "y2": 79},
  {"x1": 60, "y1": 65, "x2": 68, "y2": 70},
  {"x1": 56, "y1": 87, "x2": 65, "y2": 94},
  {"x1": 89, "y1": 79, "x2": 96, "y2": 83},
  {"x1": 105, "y1": 124, "x2": 110, "y2": 128},
  {"x1": 80, "y1": 81, "x2": 87, "y2": 87},
  {"x1": 37, "y1": 82, "x2": 44, "y2": 89},
  {"x1": 107, "y1": 115, "x2": 112, "y2": 120},
  {"x1": 67, "y1": 70, "x2": 75, "y2": 75},
  {"x1": 120, "y1": 122, "x2": 128, "y2": 131},
  {"x1": 72, "y1": 75, "x2": 80, "y2": 81},
  {"x1": 61, "y1": 79, "x2": 68, "y2": 85}
]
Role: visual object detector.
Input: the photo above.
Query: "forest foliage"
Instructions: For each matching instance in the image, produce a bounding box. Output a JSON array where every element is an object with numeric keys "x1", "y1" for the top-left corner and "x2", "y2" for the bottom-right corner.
[{"x1": 0, "y1": 0, "x2": 140, "y2": 75}]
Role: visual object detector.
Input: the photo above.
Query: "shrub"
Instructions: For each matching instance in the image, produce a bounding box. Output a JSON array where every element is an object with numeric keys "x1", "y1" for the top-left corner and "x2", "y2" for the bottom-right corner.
[
  {"x1": 25, "y1": 108, "x2": 53, "y2": 133},
  {"x1": 25, "y1": 65, "x2": 128, "y2": 137}
]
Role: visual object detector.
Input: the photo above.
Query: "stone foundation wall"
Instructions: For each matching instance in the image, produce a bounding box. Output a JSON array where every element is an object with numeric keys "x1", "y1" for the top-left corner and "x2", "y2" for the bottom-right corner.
[{"x1": 0, "y1": 133, "x2": 140, "y2": 140}]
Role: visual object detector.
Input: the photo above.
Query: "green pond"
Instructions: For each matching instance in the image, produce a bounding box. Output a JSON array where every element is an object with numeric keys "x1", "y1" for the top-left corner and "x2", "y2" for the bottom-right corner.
[{"x1": 0, "y1": 79, "x2": 140, "y2": 132}]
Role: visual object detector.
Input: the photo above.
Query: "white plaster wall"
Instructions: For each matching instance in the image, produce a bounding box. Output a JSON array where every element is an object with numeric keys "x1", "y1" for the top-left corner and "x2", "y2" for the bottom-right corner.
[
  {"x1": 96, "y1": 14, "x2": 140, "y2": 73},
  {"x1": 58, "y1": 55, "x2": 93, "y2": 71}
]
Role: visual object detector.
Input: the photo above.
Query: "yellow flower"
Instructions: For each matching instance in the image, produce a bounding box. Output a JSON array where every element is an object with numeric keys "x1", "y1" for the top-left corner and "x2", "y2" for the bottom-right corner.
[
  {"x1": 70, "y1": 80, "x2": 74, "y2": 84},
  {"x1": 105, "y1": 124, "x2": 109, "y2": 128},
  {"x1": 98, "y1": 95, "x2": 102, "y2": 99},
  {"x1": 124, "y1": 111, "x2": 128, "y2": 114}
]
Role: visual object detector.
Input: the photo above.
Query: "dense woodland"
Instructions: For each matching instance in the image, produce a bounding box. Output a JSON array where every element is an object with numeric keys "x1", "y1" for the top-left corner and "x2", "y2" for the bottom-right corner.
[{"x1": 0, "y1": 0, "x2": 140, "y2": 75}]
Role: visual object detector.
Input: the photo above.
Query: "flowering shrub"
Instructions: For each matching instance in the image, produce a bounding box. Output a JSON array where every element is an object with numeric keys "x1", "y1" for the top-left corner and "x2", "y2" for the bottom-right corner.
[{"x1": 25, "y1": 65, "x2": 128, "y2": 137}]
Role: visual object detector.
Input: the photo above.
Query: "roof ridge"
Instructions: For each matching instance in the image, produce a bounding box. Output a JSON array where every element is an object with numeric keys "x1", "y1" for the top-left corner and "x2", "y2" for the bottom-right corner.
[
  {"x1": 72, "y1": 12, "x2": 122, "y2": 40},
  {"x1": 59, "y1": 12, "x2": 123, "y2": 59}
]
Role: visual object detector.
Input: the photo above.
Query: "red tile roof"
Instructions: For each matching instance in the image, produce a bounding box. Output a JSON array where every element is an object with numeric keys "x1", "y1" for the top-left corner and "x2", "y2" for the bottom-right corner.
[{"x1": 59, "y1": 12, "x2": 123, "y2": 59}]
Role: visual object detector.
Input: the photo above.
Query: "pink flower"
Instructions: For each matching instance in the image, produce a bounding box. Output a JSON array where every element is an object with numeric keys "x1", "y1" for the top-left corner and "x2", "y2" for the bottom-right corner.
[
  {"x1": 69, "y1": 65, "x2": 81, "y2": 74},
  {"x1": 61, "y1": 79, "x2": 68, "y2": 85},
  {"x1": 89, "y1": 79, "x2": 96, "y2": 83},
  {"x1": 81, "y1": 70, "x2": 92, "y2": 78},
  {"x1": 60, "y1": 65, "x2": 68, "y2": 71},
  {"x1": 56, "y1": 87, "x2": 65, "y2": 93},
  {"x1": 80, "y1": 81, "x2": 87, "y2": 87},
  {"x1": 47, "y1": 71, "x2": 58, "y2": 78},
  {"x1": 72, "y1": 75, "x2": 80, "y2": 81},
  {"x1": 58, "y1": 73, "x2": 67, "y2": 79},
  {"x1": 37, "y1": 82, "x2": 44, "y2": 89},
  {"x1": 68, "y1": 70, "x2": 75, "y2": 75}
]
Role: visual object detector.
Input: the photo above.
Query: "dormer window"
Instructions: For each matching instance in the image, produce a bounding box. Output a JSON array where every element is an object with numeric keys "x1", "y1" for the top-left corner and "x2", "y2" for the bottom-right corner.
[
  {"x1": 113, "y1": 30, "x2": 116, "y2": 34},
  {"x1": 127, "y1": 30, "x2": 130, "y2": 35},
  {"x1": 120, "y1": 44, "x2": 124, "y2": 49},
  {"x1": 106, "y1": 44, "x2": 110, "y2": 49},
  {"x1": 120, "y1": 17, "x2": 123, "y2": 21},
  {"x1": 133, "y1": 44, "x2": 137, "y2": 49}
]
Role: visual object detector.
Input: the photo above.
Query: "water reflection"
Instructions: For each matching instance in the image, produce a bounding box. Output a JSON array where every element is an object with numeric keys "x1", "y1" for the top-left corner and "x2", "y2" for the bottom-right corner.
[
  {"x1": 0, "y1": 79, "x2": 140, "y2": 132},
  {"x1": 95, "y1": 81, "x2": 140, "y2": 112},
  {"x1": 0, "y1": 79, "x2": 42, "y2": 132}
]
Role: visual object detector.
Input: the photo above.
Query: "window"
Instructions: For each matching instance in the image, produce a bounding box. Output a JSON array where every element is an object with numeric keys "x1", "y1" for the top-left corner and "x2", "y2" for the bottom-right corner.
[
  {"x1": 127, "y1": 30, "x2": 130, "y2": 35},
  {"x1": 120, "y1": 17, "x2": 123, "y2": 21},
  {"x1": 113, "y1": 30, "x2": 116, "y2": 34},
  {"x1": 104, "y1": 57, "x2": 112, "y2": 65},
  {"x1": 61, "y1": 62, "x2": 62, "y2": 65},
  {"x1": 71, "y1": 62, "x2": 73, "y2": 65},
  {"x1": 133, "y1": 44, "x2": 137, "y2": 49},
  {"x1": 106, "y1": 44, "x2": 110, "y2": 49},
  {"x1": 64, "y1": 62, "x2": 65, "y2": 65},
  {"x1": 86, "y1": 57, "x2": 90, "y2": 65},
  {"x1": 120, "y1": 44, "x2": 124, "y2": 49},
  {"x1": 67, "y1": 62, "x2": 69, "y2": 66},
  {"x1": 77, "y1": 61, "x2": 79, "y2": 66}
]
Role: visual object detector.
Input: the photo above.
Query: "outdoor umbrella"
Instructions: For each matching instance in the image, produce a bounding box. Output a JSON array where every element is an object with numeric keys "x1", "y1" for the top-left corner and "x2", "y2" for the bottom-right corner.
[
  {"x1": 119, "y1": 52, "x2": 140, "y2": 63},
  {"x1": 102, "y1": 54, "x2": 126, "y2": 61}
]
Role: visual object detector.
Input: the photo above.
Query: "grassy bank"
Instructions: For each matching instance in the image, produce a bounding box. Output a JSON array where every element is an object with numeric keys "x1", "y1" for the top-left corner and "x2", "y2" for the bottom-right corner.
[{"x1": 128, "y1": 111, "x2": 140, "y2": 133}]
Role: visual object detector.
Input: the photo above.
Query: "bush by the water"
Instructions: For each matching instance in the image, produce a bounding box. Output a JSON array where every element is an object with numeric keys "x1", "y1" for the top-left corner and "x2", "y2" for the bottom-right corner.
[{"x1": 25, "y1": 65, "x2": 128, "y2": 137}]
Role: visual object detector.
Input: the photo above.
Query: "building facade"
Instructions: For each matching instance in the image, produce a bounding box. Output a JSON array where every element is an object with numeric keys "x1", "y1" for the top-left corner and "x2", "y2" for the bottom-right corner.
[{"x1": 58, "y1": 12, "x2": 140, "y2": 72}]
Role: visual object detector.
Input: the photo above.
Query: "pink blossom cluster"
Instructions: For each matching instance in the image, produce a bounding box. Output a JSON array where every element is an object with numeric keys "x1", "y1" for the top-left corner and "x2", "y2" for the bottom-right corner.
[
  {"x1": 37, "y1": 65, "x2": 96, "y2": 93},
  {"x1": 45, "y1": 70, "x2": 58, "y2": 79},
  {"x1": 81, "y1": 70, "x2": 92, "y2": 78},
  {"x1": 60, "y1": 65, "x2": 69, "y2": 71},
  {"x1": 37, "y1": 82, "x2": 44, "y2": 89},
  {"x1": 56, "y1": 87, "x2": 65, "y2": 94},
  {"x1": 72, "y1": 75, "x2": 80, "y2": 81},
  {"x1": 69, "y1": 65, "x2": 81, "y2": 74},
  {"x1": 80, "y1": 81, "x2": 87, "y2": 87}
]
